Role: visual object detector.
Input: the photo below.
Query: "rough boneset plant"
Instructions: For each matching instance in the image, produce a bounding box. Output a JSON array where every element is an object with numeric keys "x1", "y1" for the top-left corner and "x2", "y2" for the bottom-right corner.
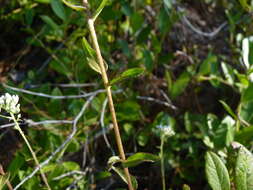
[
  {"x1": 0, "y1": 93, "x2": 51, "y2": 190},
  {"x1": 83, "y1": 1, "x2": 134, "y2": 189}
]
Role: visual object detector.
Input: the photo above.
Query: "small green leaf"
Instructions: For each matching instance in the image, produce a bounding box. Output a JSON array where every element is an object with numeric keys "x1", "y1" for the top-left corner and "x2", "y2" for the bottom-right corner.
[
  {"x1": 34, "y1": 0, "x2": 50, "y2": 3},
  {"x1": 183, "y1": 184, "x2": 191, "y2": 190},
  {"x1": 242, "y1": 83, "x2": 253, "y2": 103},
  {"x1": 87, "y1": 58, "x2": 101, "y2": 74},
  {"x1": 111, "y1": 166, "x2": 138, "y2": 190},
  {"x1": 107, "y1": 156, "x2": 121, "y2": 169},
  {"x1": 81, "y1": 37, "x2": 96, "y2": 58},
  {"x1": 221, "y1": 62, "x2": 234, "y2": 85},
  {"x1": 122, "y1": 153, "x2": 159, "y2": 168},
  {"x1": 93, "y1": 0, "x2": 109, "y2": 21},
  {"x1": 40, "y1": 15, "x2": 59, "y2": 30},
  {"x1": 165, "y1": 70, "x2": 172, "y2": 92},
  {"x1": 199, "y1": 54, "x2": 217, "y2": 75},
  {"x1": 213, "y1": 116, "x2": 235, "y2": 148},
  {"x1": 51, "y1": 0, "x2": 66, "y2": 21},
  {"x1": 235, "y1": 126, "x2": 253, "y2": 143},
  {"x1": 170, "y1": 71, "x2": 191, "y2": 99},
  {"x1": 62, "y1": 0, "x2": 86, "y2": 11},
  {"x1": 205, "y1": 151, "x2": 230, "y2": 190},
  {"x1": 110, "y1": 68, "x2": 145, "y2": 85},
  {"x1": 219, "y1": 100, "x2": 237, "y2": 119},
  {"x1": 238, "y1": 0, "x2": 251, "y2": 11},
  {"x1": 62, "y1": 161, "x2": 80, "y2": 171},
  {"x1": 87, "y1": 58, "x2": 108, "y2": 74}
]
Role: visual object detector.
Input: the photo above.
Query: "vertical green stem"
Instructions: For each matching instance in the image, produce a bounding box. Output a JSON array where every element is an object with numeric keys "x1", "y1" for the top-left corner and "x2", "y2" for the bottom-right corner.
[
  {"x1": 84, "y1": 7, "x2": 134, "y2": 190},
  {"x1": 160, "y1": 136, "x2": 166, "y2": 190},
  {"x1": 10, "y1": 114, "x2": 51, "y2": 190}
]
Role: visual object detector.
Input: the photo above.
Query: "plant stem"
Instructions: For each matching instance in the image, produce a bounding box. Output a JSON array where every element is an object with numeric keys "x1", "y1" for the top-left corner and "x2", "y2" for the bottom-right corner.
[
  {"x1": 86, "y1": 15, "x2": 134, "y2": 190},
  {"x1": 160, "y1": 136, "x2": 166, "y2": 190},
  {"x1": 10, "y1": 114, "x2": 51, "y2": 190}
]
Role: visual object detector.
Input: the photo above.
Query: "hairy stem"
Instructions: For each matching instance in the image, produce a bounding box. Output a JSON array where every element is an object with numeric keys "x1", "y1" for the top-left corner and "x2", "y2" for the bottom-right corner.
[
  {"x1": 11, "y1": 114, "x2": 51, "y2": 190},
  {"x1": 85, "y1": 13, "x2": 134, "y2": 190}
]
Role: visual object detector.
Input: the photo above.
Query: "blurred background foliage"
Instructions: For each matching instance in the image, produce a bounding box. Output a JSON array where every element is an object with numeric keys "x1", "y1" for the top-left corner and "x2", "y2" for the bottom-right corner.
[{"x1": 1, "y1": 0, "x2": 253, "y2": 189}]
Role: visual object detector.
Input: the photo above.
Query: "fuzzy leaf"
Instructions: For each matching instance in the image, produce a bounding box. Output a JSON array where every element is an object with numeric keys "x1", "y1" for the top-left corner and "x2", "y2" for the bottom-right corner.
[
  {"x1": 234, "y1": 142, "x2": 253, "y2": 190},
  {"x1": 205, "y1": 151, "x2": 230, "y2": 190}
]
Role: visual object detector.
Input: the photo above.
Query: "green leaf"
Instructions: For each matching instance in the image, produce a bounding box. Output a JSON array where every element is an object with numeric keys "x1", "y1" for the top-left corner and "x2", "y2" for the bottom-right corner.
[
  {"x1": 87, "y1": 57, "x2": 108, "y2": 74},
  {"x1": 81, "y1": 37, "x2": 96, "y2": 58},
  {"x1": 199, "y1": 54, "x2": 217, "y2": 75},
  {"x1": 107, "y1": 156, "x2": 121, "y2": 169},
  {"x1": 183, "y1": 184, "x2": 191, "y2": 190},
  {"x1": 93, "y1": 0, "x2": 109, "y2": 21},
  {"x1": 122, "y1": 153, "x2": 159, "y2": 168},
  {"x1": 205, "y1": 151, "x2": 230, "y2": 190},
  {"x1": 62, "y1": 161, "x2": 80, "y2": 171},
  {"x1": 137, "y1": 131, "x2": 149, "y2": 146},
  {"x1": 233, "y1": 142, "x2": 253, "y2": 190},
  {"x1": 219, "y1": 100, "x2": 237, "y2": 119},
  {"x1": 221, "y1": 62, "x2": 234, "y2": 85},
  {"x1": 213, "y1": 116, "x2": 235, "y2": 148},
  {"x1": 242, "y1": 83, "x2": 253, "y2": 103},
  {"x1": 40, "y1": 15, "x2": 59, "y2": 30},
  {"x1": 62, "y1": 0, "x2": 86, "y2": 11},
  {"x1": 51, "y1": 0, "x2": 66, "y2": 21},
  {"x1": 235, "y1": 126, "x2": 253, "y2": 143},
  {"x1": 238, "y1": 0, "x2": 251, "y2": 11},
  {"x1": 110, "y1": 68, "x2": 145, "y2": 85},
  {"x1": 170, "y1": 71, "x2": 191, "y2": 99},
  {"x1": 34, "y1": 0, "x2": 50, "y2": 3},
  {"x1": 111, "y1": 166, "x2": 138, "y2": 190}
]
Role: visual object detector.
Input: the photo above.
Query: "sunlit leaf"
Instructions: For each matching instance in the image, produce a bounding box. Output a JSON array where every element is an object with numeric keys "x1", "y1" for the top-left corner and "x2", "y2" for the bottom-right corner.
[
  {"x1": 110, "y1": 68, "x2": 145, "y2": 85},
  {"x1": 62, "y1": 0, "x2": 86, "y2": 11},
  {"x1": 233, "y1": 142, "x2": 253, "y2": 190},
  {"x1": 81, "y1": 37, "x2": 96, "y2": 58},
  {"x1": 205, "y1": 151, "x2": 230, "y2": 190},
  {"x1": 242, "y1": 83, "x2": 253, "y2": 103},
  {"x1": 122, "y1": 153, "x2": 159, "y2": 168},
  {"x1": 93, "y1": 0, "x2": 109, "y2": 21},
  {"x1": 87, "y1": 58, "x2": 108, "y2": 74},
  {"x1": 219, "y1": 100, "x2": 237, "y2": 119}
]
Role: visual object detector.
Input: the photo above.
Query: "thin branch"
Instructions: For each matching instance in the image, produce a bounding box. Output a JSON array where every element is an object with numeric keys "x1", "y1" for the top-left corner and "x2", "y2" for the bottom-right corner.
[
  {"x1": 137, "y1": 96, "x2": 177, "y2": 110},
  {"x1": 53, "y1": 169, "x2": 88, "y2": 181},
  {"x1": 14, "y1": 95, "x2": 95, "y2": 190},
  {"x1": 27, "y1": 83, "x2": 97, "y2": 89},
  {"x1": 182, "y1": 15, "x2": 227, "y2": 38},
  {"x1": 100, "y1": 98, "x2": 115, "y2": 155},
  {"x1": 0, "y1": 119, "x2": 73, "y2": 130},
  {"x1": 3, "y1": 83, "x2": 105, "y2": 99}
]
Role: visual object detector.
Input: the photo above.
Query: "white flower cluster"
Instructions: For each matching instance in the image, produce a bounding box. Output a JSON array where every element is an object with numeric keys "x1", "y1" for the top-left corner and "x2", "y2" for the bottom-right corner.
[
  {"x1": 157, "y1": 124, "x2": 175, "y2": 137},
  {"x1": 0, "y1": 93, "x2": 20, "y2": 114}
]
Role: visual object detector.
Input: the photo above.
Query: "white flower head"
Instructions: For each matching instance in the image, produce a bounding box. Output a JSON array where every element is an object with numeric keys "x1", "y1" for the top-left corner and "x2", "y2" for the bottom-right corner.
[
  {"x1": 0, "y1": 93, "x2": 20, "y2": 114},
  {"x1": 157, "y1": 124, "x2": 175, "y2": 137}
]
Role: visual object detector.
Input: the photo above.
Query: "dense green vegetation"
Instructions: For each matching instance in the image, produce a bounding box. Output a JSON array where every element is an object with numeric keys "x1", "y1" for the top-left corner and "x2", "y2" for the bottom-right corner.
[{"x1": 1, "y1": 0, "x2": 253, "y2": 189}]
